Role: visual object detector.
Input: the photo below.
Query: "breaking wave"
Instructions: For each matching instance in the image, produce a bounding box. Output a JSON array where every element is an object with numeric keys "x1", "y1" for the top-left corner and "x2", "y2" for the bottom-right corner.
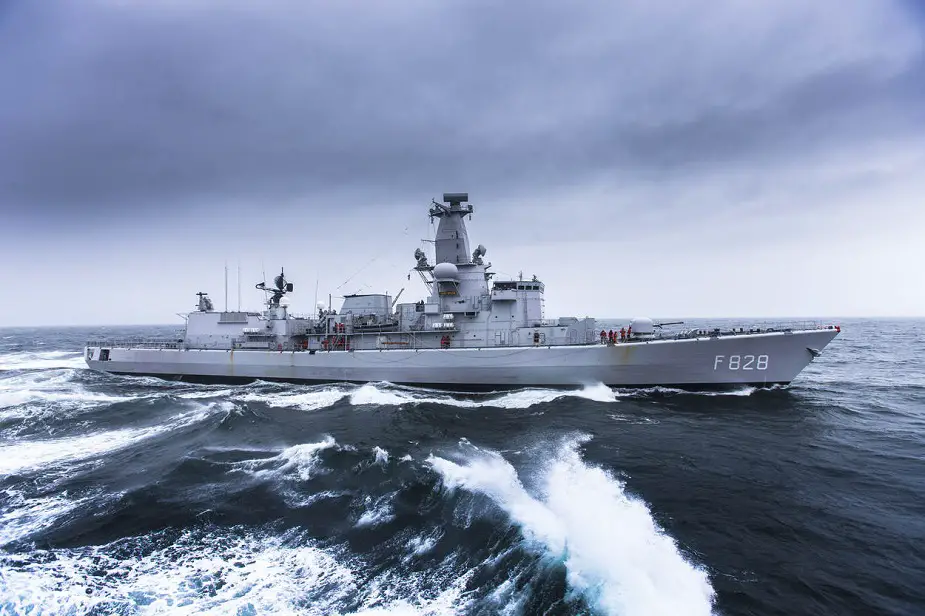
[
  {"x1": 0, "y1": 369, "x2": 136, "y2": 417},
  {"x1": 233, "y1": 381, "x2": 620, "y2": 412},
  {"x1": 428, "y1": 438, "x2": 716, "y2": 616},
  {"x1": 233, "y1": 435, "x2": 338, "y2": 482},
  {"x1": 0, "y1": 402, "x2": 228, "y2": 476},
  {"x1": 0, "y1": 491, "x2": 100, "y2": 546}
]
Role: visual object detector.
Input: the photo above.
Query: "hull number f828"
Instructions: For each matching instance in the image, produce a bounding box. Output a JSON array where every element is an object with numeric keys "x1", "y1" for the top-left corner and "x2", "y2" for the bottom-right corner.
[{"x1": 714, "y1": 355, "x2": 768, "y2": 370}]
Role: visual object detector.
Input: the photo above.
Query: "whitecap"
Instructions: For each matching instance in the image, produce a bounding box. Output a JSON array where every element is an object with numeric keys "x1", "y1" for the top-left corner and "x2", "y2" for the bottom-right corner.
[
  {"x1": 349, "y1": 383, "x2": 417, "y2": 406},
  {"x1": 0, "y1": 403, "x2": 224, "y2": 476},
  {"x1": 427, "y1": 439, "x2": 715, "y2": 616},
  {"x1": 356, "y1": 502, "x2": 394, "y2": 528},
  {"x1": 0, "y1": 528, "x2": 358, "y2": 615},
  {"x1": 0, "y1": 351, "x2": 86, "y2": 371},
  {"x1": 0, "y1": 491, "x2": 99, "y2": 546},
  {"x1": 232, "y1": 435, "x2": 337, "y2": 482},
  {"x1": 238, "y1": 387, "x2": 349, "y2": 411},
  {"x1": 347, "y1": 382, "x2": 619, "y2": 411},
  {"x1": 0, "y1": 369, "x2": 138, "y2": 421},
  {"x1": 372, "y1": 446, "x2": 390, "y2": 465},
  {"x1": 404, "y1": 531, "x2": 441, "y2": 558},
  {"x1": 178, "y1": 388, "x2": 235, "y2": 399}
]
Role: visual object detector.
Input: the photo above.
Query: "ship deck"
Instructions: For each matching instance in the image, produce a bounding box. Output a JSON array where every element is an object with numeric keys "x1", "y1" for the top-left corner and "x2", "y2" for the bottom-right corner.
[{"x1": 87, "y1": 322, "x2": 840, "y2": 353}]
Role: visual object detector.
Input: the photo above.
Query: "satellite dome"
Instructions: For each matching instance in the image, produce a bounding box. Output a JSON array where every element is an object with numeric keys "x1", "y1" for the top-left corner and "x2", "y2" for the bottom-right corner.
[
  {"x1": 279, "y1": 296, "x2": 292, "y2": 307},
  {"x1": 629, "y1": 317, "x2": 655, "y2": 335},
  {"x1": 433, "y1": 262, "x2": 459, "y2": 281}
]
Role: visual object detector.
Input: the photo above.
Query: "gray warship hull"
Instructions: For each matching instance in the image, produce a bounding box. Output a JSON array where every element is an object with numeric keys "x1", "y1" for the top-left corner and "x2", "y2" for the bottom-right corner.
[
  {"x1": 85, "y1": 328, "x2": 837, "y2": 389},
  {"x1": 84, "y1": 194, "x2": 840, "y2": 389}
]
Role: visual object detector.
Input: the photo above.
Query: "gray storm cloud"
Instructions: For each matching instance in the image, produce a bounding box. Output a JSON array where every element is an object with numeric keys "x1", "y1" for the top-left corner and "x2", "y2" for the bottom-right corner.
[
  {"x1": 0, "y1": 0, "x2": 923, "y2": 323},
  {"x1": 1, "y1": 0, "x2": 921, "y2": 219}
]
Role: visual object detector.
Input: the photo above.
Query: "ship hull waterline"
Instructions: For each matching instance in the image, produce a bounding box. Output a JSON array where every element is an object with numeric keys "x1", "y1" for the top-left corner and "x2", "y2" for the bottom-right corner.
[{"x1": 85, "y1": 329, "x2": 837, "y2": 390}]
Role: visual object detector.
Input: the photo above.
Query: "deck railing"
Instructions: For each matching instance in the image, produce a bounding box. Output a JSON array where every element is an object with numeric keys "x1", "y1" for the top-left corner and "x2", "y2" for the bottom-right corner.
[{"x1": 85, "y1": 321, "x2": 837, "y2": 353}]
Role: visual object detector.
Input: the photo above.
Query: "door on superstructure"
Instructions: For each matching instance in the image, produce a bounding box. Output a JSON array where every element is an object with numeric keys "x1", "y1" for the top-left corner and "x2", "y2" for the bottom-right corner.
[{"x1": 495, "y1": 330, "x2": 508, "y2": 346}]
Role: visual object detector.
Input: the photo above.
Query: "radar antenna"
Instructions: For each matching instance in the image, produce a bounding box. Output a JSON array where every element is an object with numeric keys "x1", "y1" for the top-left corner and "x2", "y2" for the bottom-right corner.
[
  {"x1": 429, "y1": 193, "x2": 473, "y2": 219},
  {"x1": 195, "y1": 292, "x2": 214, "y2": 312},
  {"x1": 256, "y1": 267, "x2": 294, "y2": 306},
  {"x1": 472, "y1": 244, "x2": 486, "y2": 265}
]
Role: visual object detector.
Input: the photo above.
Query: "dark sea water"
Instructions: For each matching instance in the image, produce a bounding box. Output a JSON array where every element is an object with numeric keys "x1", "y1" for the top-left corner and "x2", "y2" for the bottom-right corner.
[{"x1": 0, "y1": 319, "x2": 922, "y2": 615}]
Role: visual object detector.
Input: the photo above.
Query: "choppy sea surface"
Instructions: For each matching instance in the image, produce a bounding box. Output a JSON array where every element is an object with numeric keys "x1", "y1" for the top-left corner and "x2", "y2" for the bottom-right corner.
[{"x1": 0, "y1": 319, "x2": 922, "y2": 616}]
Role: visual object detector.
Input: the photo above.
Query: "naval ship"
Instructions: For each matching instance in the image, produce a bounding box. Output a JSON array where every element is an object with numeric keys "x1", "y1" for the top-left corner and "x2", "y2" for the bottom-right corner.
[{"x1": 86, "y1": 193, "x2": 839, "y2": 389}]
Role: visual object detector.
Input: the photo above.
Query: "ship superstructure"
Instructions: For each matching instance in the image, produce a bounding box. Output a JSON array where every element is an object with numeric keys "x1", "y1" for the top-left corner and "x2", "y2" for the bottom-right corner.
[{"x1": 86, "y1": 193, "x2": 839, "y2": 388}]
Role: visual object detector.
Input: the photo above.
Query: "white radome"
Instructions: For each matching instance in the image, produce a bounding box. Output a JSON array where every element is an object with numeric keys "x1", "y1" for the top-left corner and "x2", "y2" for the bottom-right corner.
[{"x1": 432, "y1": 262, "x2": 459, "y2": 280}]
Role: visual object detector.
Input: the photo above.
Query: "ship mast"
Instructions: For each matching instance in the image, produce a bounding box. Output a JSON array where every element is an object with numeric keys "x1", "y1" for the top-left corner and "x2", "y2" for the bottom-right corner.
[{"x1": 429, "y1": 193, "x2": 473, "y2": 265}]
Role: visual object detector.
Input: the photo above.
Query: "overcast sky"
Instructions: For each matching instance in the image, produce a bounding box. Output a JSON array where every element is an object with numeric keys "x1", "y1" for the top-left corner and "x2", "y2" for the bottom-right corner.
[{"x1": 1, "y1": 0, "x2": 923, "y2": 326}]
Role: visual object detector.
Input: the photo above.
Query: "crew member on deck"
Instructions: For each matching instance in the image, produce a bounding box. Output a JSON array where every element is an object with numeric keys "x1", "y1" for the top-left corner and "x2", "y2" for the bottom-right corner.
[
  {"x1": 627, "y1": 326, "x2": 632, "y2": 340},
  {"x1": 600, "y1": 330, "x2": 607, "y2": 344},
  {"x1": 620, "y1": 327, "x2": 626, "y2": 342}
]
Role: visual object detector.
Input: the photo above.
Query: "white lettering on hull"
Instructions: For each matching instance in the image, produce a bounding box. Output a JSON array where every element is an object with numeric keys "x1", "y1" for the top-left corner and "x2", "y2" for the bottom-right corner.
[{"x1": 714, "y1": 354, "x2": 768, "y2": 370}]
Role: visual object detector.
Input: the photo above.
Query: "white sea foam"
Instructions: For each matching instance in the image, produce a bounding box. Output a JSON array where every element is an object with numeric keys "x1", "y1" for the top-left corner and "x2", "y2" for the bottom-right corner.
[
  {"x1": 0, "y1": 387, "x2": 135, "y2": 411},
  {"x1": 0, "y1": 403, "x2": 224, "y2": 476},
  {"x1": 350, "y1": 383, "x2": 419, "y2": 406},
  {"x1": 356, "y1": 498, "x2": 395, "y2": 528},
  {"x1": 373, "y1": 446, "x2": 390, "y2": 465},
  {"x1": 0, "y1": 351, "x2": 87, "y2": 371},
  {"x1": 343, "y1": 563, "x2": 475, "y2": 616},
  {"x1": 177, "y1": 388, "x2": 235, "y2": 399},
  {"x1": 405, "y1": 531, "x2": 441, "y2": 558},
  {"x1": 190, "y1": 382, "x2": 621, "y2": 414},
  {"x1": 0, "y1": 370, "x2": 138, "y2": 421},
  {"x1": 0, "y1": 525, "x2": 479, "y2": 615},
  {"x1": 0, "y1": 529, "x2": 359, "y2": 616},
  {"x1": 428, "y1": 440, "x2": 715, "y2": 616},
  {"x1": 0, "y1": 491, "x2": 99, "y2": 546},
  {"x1": 616, "y1": 385, "x2": 757, "y2": 397},
  {"x1": 237, "y1": 387, "x2": 349, "y2": 411},
  {"x1": 233, "y1": 435, "x2": 337, "y2": 482},
  {"x1": 349, "y1": 382, "x2": 618, "y2": 410}
]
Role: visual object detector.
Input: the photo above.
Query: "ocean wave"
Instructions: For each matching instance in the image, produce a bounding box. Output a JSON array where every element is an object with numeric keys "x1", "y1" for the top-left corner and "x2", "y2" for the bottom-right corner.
[
  {"x1": 0, "y1": 351, "x2": 87, "y2": 372},
  {"x1": 238, "y1": 387, "x2": 350, "y2": 411},
  {"x1": 0, "y1": 402, "x2": 228, "y2": 477},
  {"x1": 232, "y1": 381, "x2": 620, "y2": 412},
  {"x1": 0, "y1": 370, "x2": 139, "y2": 424},
  {"x1": 0, "y1": 528, "x2": 359, "y2": 616},
  {"x1": 0, "y1": 490, "x2": 100, "y2": 546},
  {"x1": 355, "y1": 494, "x2": 395, "y2": 528},
  {"x1": 232, "y1": 435, "x2": 338, "y2": 482},
  {"x1": 372, "y1": 446, "x2": 390, "y2": 465},
  {"x1": 0, "y1": 524, "x2": 480, "y2": 615},
  {"x1": 427, "y1": 438, "x2": 715, "y2": 616}
]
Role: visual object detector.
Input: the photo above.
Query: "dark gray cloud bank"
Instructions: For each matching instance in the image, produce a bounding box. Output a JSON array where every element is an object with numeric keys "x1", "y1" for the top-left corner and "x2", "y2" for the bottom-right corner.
[{"x1": 1, "y1": 0, "x2": 923, "y2": 324}]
